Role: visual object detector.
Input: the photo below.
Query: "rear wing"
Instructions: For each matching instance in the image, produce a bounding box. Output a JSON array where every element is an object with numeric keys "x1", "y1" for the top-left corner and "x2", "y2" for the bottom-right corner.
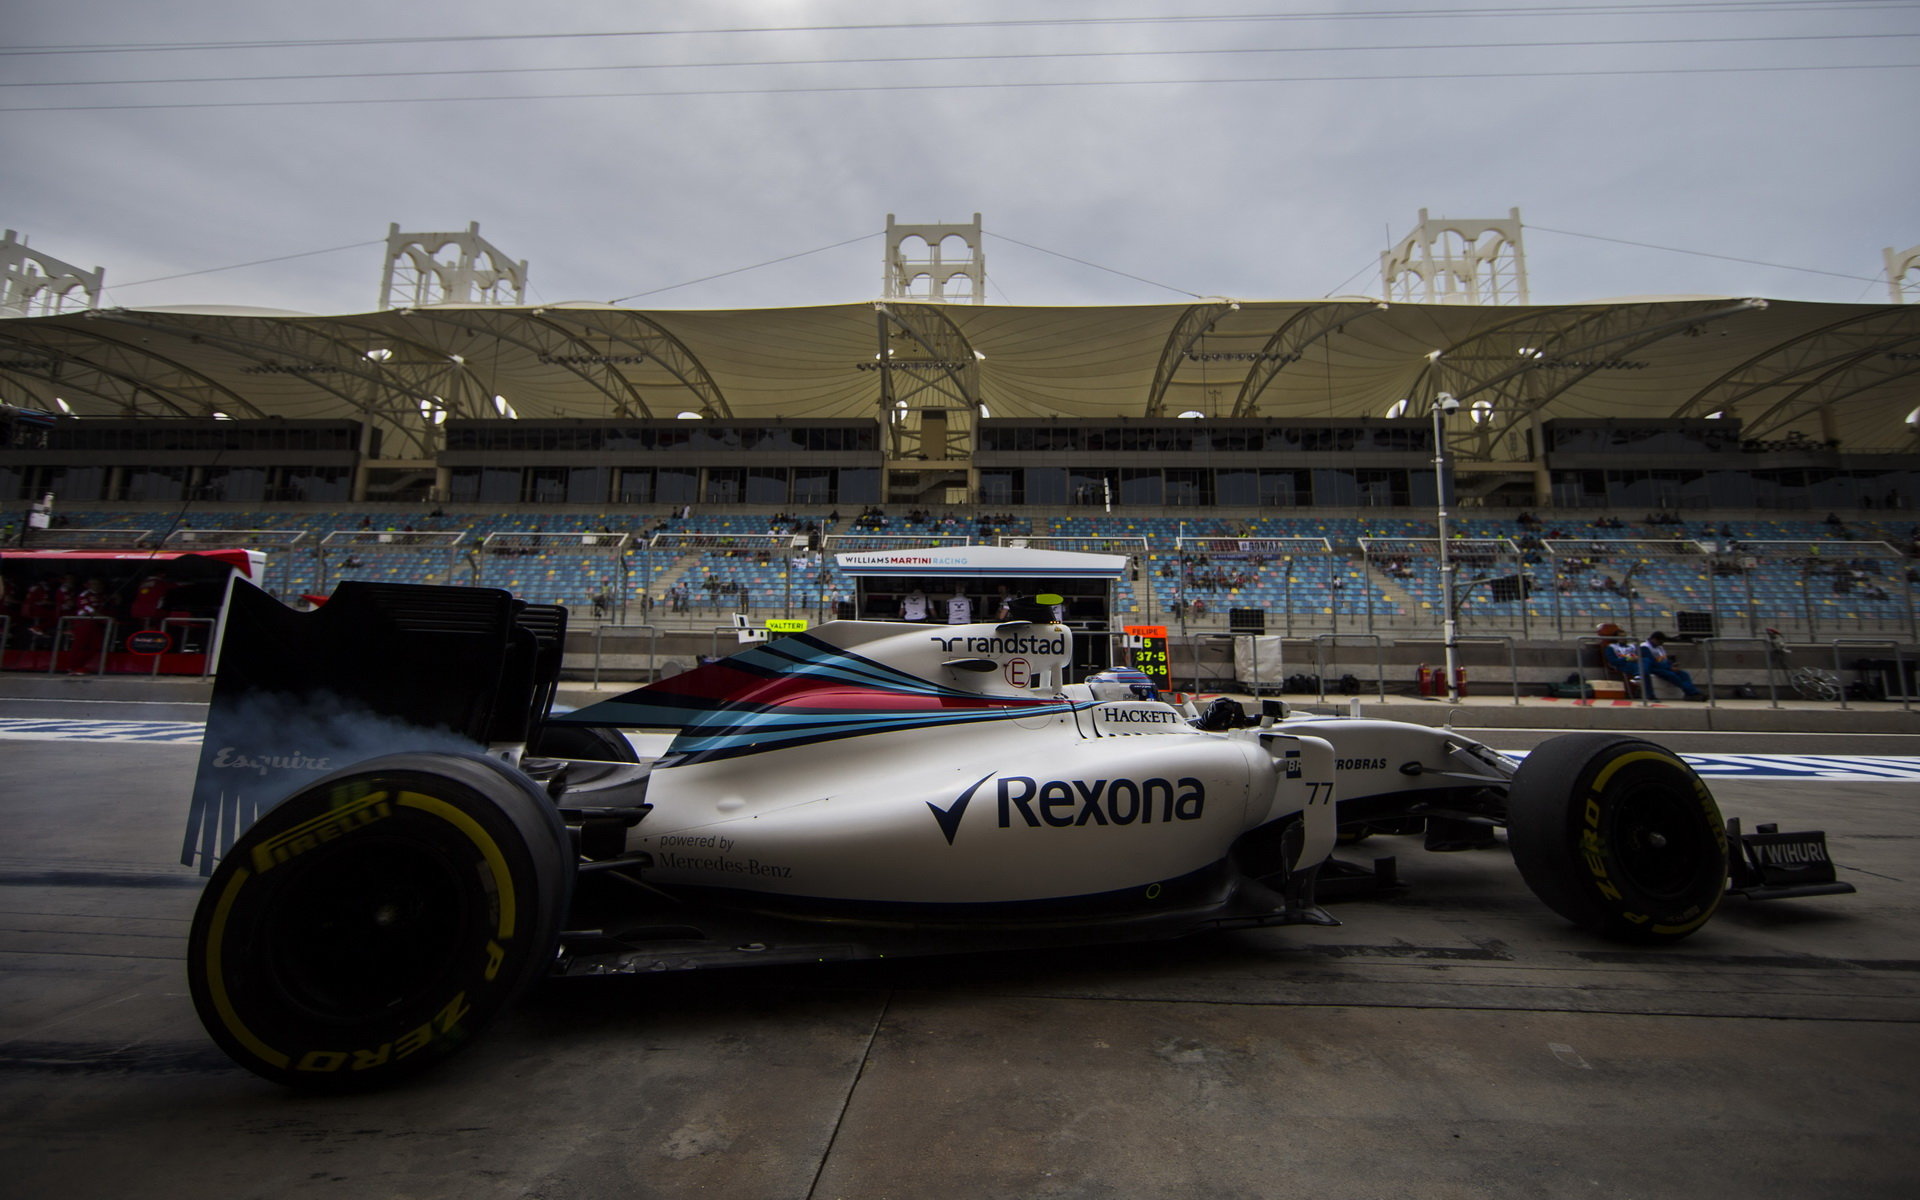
[{"x1": 181, "y1": 580, "x2": 567, "y2": 872}]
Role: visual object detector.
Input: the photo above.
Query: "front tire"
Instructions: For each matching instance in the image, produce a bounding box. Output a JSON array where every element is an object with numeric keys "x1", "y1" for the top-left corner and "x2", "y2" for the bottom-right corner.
[
  {"x1": 1506, "y1": 734, "x2": 1726, "y2": 944},
  {"x1": 187, "y1": 752, "x2": 571, "y2": 1089}
]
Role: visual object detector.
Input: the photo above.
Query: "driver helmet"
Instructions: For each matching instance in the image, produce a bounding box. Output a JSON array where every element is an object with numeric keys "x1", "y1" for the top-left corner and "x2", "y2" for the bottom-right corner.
[{"x1": 1085, "y1": 666, "x2": 1159, "y2": 702}]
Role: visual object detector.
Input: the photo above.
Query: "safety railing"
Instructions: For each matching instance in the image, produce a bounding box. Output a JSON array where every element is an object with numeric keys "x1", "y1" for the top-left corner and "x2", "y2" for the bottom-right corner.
[
  {"x1": 1450, "y1": 636, "x2": 1522, "y2": 706},
  {"x1": 1572, "y1": 635, "x2": 1629, "y2": 703},
  {"x1": 47, "y1": 616, "x2": 115, "y2": 676},
  {"x1": 156, "y1": 617, "x2": 218, "y2": 678},
  {"x1": 1696, "y1": 636, "x2": 1779, "y2": 709},
  {"x1": 1829, "y1": 638, "x2": 1912, "y2": 712},
  {"x1": 1312, "y1": 633, "x2": 1387, "y2": 703},
  {"x1": 591, "y1": 624, "x2": 663, "y2": 687}
]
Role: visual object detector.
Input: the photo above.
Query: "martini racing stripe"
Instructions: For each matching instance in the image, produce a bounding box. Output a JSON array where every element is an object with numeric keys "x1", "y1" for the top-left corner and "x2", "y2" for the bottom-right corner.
[
  {"x1": 553, "y1": 632, "x2": 1078, "y2": 765},
  {"x1": 0, "y1": 717, "x2": 204, "y2": 744},
  {"x1": 657, "y1": 699, "x2": 1090, "y2": 765}
]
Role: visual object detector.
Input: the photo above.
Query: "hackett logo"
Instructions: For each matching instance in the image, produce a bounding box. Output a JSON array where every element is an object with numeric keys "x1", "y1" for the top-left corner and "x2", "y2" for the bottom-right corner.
[{"x1": 926, "y1": 772, "x2": 1204, "y2": 844}]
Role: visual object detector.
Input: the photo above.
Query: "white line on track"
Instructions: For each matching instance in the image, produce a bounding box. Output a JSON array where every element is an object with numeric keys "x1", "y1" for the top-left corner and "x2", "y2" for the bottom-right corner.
[{"x1": 0, "y1": 717, "x2": 204, "y2": 744}]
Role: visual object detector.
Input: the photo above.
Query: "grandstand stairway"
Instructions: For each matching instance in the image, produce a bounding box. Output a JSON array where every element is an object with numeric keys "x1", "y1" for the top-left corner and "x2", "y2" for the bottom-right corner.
[{"x1": 1362, "y1": 567, "x2": 1420, "y2": 621}]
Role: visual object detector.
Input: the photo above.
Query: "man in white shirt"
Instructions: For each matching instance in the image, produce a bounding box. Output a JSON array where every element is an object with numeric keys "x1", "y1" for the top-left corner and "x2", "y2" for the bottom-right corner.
[
  {"x1": 945, "y1": 589, "x2": 972, "y2": 624},
  {"x1": 900, "y1": 585, "x2": 930, "y2": 622}
]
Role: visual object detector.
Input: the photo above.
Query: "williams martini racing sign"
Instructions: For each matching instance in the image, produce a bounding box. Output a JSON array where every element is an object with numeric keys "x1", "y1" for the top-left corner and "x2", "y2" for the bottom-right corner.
[{"x1": 834, "y1": 544, "x2": 1129, "y2": 578}]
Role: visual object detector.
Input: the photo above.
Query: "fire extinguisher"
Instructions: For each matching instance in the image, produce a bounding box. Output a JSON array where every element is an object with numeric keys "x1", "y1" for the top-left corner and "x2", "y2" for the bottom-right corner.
[
  {"x1": 1416, "y1": 664, "x2": 1434, "y2": 696},
  {"x1": 1455, "y1": 666, "x2": 1469, "y2": 698}
]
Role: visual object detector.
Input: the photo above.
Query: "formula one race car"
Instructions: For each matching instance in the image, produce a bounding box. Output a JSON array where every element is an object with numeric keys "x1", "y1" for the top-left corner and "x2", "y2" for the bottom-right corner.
[{"x1": 181, "y1": 582, "x2": 1851, "y2": 1089}]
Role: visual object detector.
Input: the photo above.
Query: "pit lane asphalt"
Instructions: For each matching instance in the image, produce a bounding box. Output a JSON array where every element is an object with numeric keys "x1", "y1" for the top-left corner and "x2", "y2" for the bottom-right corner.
[{"x1": 1, "y1": 693, "x2": 1916, "y2": 1199}]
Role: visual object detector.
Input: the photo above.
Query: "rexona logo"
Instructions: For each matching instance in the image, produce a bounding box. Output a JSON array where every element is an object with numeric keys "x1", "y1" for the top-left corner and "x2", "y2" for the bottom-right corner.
[{"x1": 927, "y1": 772, "x2": 1204, "y2": 844}]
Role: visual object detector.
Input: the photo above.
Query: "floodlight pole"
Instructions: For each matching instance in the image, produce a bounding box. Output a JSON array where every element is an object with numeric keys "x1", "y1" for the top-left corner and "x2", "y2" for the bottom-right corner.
[{"x1": 1431, "y1": 393, "x2": 1461, "y2": 703}]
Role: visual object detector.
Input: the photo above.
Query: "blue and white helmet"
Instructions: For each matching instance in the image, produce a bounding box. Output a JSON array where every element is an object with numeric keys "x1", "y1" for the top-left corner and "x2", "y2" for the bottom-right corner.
[{"x1": 1085, "y1": 666, "x2": 1159, "y2": 702}]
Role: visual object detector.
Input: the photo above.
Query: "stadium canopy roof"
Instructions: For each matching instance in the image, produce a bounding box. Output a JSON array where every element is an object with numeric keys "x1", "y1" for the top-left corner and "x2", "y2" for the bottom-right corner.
[{"x1": 1, "y1": 295, "x2": 1915, "y2": 461}]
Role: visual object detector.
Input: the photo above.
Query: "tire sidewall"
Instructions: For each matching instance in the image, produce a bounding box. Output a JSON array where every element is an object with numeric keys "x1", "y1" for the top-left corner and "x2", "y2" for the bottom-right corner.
[{"x1": 188, "y1": 752, "x2": 569, "y2": 1089}]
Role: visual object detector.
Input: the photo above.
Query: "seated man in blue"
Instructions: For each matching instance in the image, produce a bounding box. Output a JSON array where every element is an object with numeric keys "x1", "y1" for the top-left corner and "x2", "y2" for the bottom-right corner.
[
  {"x1": 1639, "y1": 630, "x2": 1705, "y2": 701},
  {"x1": 1602, "y1": 636, "x2": 1641, "y2": 681}
]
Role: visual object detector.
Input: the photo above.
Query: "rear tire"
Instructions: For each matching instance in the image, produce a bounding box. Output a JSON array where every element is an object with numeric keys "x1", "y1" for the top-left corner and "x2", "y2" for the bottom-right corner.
[
  {"x1": 1506, "y1": 734, "x2": 1726, "y2": 944},
  {"x1": 187, "y1": 752, "x2": 571, "y2": 1089}
]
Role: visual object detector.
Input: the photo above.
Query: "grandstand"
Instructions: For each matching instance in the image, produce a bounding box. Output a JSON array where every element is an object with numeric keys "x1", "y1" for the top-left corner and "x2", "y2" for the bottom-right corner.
[
  {"x1": 2, "y1": 294, "x2": 1916, "y2": 673},
  {"x1": 8, "y1": 504, "x2": 1913, "y2": 644}
]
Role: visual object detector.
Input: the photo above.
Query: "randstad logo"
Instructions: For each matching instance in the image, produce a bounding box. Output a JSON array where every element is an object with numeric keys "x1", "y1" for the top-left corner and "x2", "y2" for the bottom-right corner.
[{"x1": 927, "y1": 773, "x2": 1204, "y2": 844}]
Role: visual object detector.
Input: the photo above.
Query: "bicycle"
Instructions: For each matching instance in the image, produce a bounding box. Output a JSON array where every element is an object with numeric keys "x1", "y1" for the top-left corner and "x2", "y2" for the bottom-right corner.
[{"x1": 1765, "y1": 627, "x2": 1841, "y2": 701}]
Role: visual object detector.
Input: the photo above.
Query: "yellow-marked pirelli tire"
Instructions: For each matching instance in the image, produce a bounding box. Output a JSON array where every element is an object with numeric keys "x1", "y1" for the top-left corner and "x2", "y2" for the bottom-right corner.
[
  {"x1": 1506, "y1": 733, "x2": 1727, "y2": 944},
  {"x1": 187, "y1": 752, "x2": 571, "y2": 1090}
]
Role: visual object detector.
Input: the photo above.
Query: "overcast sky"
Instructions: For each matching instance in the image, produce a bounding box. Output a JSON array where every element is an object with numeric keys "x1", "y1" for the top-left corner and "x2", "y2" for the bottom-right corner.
[{"x1": 3, "y1": 0, "x2": 1915, "y2": 315}]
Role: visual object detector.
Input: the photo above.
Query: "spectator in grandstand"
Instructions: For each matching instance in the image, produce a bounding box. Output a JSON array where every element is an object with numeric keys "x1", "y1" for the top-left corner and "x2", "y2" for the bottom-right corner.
[{"x1": 1639, "y1": 631, "x2": 1705, "y2": 701}]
